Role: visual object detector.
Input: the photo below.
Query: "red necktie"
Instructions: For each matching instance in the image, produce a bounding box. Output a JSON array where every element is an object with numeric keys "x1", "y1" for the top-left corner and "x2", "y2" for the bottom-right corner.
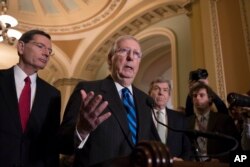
[{"x1": 19, "y1": 77, "x2": 31, "y2": 132}]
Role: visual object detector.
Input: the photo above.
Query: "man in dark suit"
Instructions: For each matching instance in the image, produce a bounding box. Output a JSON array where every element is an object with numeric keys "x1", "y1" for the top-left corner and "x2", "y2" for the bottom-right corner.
[
  {"x1": 185, "y1": 68, "x2": 228, "y2": 116},
  {"x1": 59, "y1": 35, "x2": 160, "y2": 167},
  {"x1": 186, "y1": 82, "x2": 240, "y2": 162},
  {"x1": 0, "y1": 30, "x2": 61, "y2": 167},
  {"x1": 148, "y1": 77, "x2": 192, "y2": 160}
]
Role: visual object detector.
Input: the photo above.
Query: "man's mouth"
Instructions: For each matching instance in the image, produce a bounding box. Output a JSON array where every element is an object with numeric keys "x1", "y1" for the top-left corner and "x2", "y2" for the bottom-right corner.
[
  {"x1": 39, "y1": 58, "x2": 47, "y2": 64},
  {"x1": 125, "y1": 65, "x2": 133, "y2": 70}
]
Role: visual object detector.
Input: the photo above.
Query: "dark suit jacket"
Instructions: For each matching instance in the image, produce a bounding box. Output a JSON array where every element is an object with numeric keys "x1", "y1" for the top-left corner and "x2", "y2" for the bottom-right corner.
[
  {"x1": 165, "y1": 108, "x2": 192, "y2": 160},
  {"x1": 0, "y1": 67, "x2": 61, "y2": 167},
  {"x1": 59, "y1": 76, "x2": 160, "y2": 167},
  {"x1": 186, "y1": 111, "x2": 241, "y2": 162}
]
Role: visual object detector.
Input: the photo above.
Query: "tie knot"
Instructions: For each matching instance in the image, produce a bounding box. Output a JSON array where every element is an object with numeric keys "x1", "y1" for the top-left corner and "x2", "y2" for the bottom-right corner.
[
  {"x1": 200, "y1": 116, "x2": 206, "y2": 122},
  {"x1": 122, "y1": 87, "x2": 130, "y2": 95},
  {"x1": 24, "y1": 77, "x2": 31, "y2": 84},
  {"x1": 157, "y1": 110, "x2": 165, "y2": 118},
  {"x1": 122, "y1": 87, "x2": 135, "y2": 107},
  {"x1": 157, "y1": 110, "x2": 164, "y2": 115}
]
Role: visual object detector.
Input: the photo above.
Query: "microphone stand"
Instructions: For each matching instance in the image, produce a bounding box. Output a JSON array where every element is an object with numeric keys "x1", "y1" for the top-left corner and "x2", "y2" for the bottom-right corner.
[{"x1": 147, "y1": 97, "x2": 239, "y2": 161}]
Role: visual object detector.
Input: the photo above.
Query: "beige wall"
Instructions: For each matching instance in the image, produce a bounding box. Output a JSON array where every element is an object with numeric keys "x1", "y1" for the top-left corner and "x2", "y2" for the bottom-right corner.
[
  {"x1": 189, "y1": 0, "x2": 250, "y2": 105},
  {"x1": 217, "y1": 0, "x2": 250, "y2": 94}
]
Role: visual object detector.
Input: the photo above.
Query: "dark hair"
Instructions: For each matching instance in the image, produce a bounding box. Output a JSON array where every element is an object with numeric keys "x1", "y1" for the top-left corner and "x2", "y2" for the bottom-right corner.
[
  {"x1": 189, "y1": 68, "x2": 208, "y2": 81},
  {"x1": 19, "y1": 29, "x2": 51, "y2": 43},
  {"x1": 189, "y1": 81, "x2": 214, "y2": 105}
]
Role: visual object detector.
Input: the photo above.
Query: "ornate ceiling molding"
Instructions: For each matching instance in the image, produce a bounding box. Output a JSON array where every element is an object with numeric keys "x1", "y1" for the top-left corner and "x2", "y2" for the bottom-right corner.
[
  {"x1": 17, "y1": 0, "x2": 125, "y2": 34},
  {"x1": 79, "y1": 2, "x2": 191, "y2": 79}
]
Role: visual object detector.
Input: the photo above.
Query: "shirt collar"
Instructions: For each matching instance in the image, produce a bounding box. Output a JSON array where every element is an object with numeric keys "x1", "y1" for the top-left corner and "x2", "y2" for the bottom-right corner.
[
  {"x1": 195, "y1": 110, "x2": 210, "y2": 121},
  {"x1": 14, "y1": 65, "x2": 37, "y2": 84},
  {"x1": 114, "y1": 81, "x2": 133, "y2": 95},
  {"x1": 154, "y1": 108, "x2": 166, "y2": 116}
]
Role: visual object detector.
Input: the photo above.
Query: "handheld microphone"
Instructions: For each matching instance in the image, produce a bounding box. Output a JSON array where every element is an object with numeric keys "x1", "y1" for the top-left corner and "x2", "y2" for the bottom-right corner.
[{"x1": 146, "y1": 97, "x2": 239, "y2": 159}]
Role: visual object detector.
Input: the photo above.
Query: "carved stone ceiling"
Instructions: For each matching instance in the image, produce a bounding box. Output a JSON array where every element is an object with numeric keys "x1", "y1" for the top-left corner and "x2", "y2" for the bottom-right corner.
[
  {"x1": 2, "y1": 0, "x2": 191, "y2": 82},
  {"x1": 9, "y1": 0, "x2": 124, "y2": 35}
]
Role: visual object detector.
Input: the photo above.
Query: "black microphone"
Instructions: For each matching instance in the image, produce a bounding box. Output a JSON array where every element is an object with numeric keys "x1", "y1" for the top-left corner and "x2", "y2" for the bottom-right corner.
[
  {"x1": 146, "y1": 97, "x2": 239, "y2": 159},
  {"x1": 227, "y1": 92, "x2": 250, "y2": 108}
]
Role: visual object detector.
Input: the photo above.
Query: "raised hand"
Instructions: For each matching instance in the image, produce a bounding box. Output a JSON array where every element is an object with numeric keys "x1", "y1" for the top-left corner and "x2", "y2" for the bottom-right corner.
[{"x1": 77, "y1": 90, "x2": 111, "y2": 139}]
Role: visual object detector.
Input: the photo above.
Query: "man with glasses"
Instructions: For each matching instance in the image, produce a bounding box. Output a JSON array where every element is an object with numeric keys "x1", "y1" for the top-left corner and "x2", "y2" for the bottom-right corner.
[
  {"x1": 0, "y1": 29, "x2": 61, "y2": 167},
  {"x1": 59, "y1": 35, "x2": 160, "y2": 167}
]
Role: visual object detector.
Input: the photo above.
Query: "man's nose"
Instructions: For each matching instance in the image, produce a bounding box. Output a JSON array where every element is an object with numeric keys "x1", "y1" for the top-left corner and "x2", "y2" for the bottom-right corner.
[
  {"x1": 158, "y1": 90, "x2": 163, "y2": 95},
  {"x1": 126, "y1": 50, "x2": 134, "y2": 60}
]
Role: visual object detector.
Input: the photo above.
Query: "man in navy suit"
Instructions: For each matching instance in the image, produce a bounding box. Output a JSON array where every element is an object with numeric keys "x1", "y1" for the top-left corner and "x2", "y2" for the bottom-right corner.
[
  {"x1": 148, "y1": 77, "x2": 193, "y2": 161},
  {"x1": 59, "y1": 35, "x2": 160, "y2": 167},
  {"x1": 0, "y1": 30, "x2": 61, "y2": 167}
]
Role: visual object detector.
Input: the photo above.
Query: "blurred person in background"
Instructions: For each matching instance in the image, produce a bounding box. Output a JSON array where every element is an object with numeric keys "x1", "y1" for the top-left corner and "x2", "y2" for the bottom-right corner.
[
  {"x1": 148, "y1": 77, "x2": 193, "y2": 161},
  {"x1": 185, "y1": 68, "x2": 228, "y2": 116},
  {"x1": 186, "y1": 82, "x2": 240, "y2": 162}
]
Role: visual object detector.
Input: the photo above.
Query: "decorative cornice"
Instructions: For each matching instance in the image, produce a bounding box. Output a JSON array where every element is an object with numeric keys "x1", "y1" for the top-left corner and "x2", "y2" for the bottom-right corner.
[
  {"x1": 81, "y1": 3, "x2": 191, "y2": 79},
  {"x1": 209, "y1": 0, "x2": 226, "y2": 100},
  {"x1": 53, "y1": 78, "x2": 83, "y2": 87},
  {"x1": 17, "y1": 0, "x2": 124, "y2": 34}
]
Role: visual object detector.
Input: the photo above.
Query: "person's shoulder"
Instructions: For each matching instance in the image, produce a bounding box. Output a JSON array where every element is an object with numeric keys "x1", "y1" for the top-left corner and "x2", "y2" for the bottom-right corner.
[
  {"x1": 76, "y1": 79, "x2": 102, "y2": 87},
  {"x1": 37, "y1": 77, "x2": 60, "y2": 94},
  {"x1": 167, "y1": 108, "x2": 186, "y2": 117},
  {"x1": 210, "y1": 111, "x2": 233, "y2": 121},
  {"x1": 0, "y1": 67, "x2": 13, "y2": 75},
  {"x1": 132, "y1": 85, "x2": 147, "y2": 95},
  {"x1": 74, "y1": 77, "x2": 107, "y2": 91}
]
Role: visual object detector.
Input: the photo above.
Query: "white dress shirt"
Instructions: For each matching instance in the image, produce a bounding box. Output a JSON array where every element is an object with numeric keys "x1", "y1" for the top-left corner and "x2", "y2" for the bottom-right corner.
[{"x1": 14, "y1": 65, "x2": 37, "y2": 111}]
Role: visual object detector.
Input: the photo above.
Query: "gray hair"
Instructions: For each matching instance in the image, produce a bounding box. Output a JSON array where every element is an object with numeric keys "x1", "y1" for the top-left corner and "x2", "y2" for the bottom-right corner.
[{"x1": 148, "y1": 77, "x2": 172, "y2": 95}]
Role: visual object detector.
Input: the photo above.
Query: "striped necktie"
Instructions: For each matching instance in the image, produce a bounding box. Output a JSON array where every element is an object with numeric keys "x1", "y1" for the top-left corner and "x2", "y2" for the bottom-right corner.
[{"x1": 122, "y1": 88, "x2": 137, "y2": 144}]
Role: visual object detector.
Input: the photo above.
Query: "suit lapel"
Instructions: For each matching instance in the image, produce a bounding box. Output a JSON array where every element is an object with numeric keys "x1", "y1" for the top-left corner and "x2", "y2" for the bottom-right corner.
[
  {"x1": 166, "y1": 109, "x2": 172, "y2": 143},
  {"x1": 133, "y1": 86, "x2": 147, "y2": 142},
  {"x1": 207, "y1": 111, "x2": 217, "y2": 131},
  {"x1": 100, "y1": 77, "x2": 132, "y2": 145},
  {"x1": 0, "y1": 67, "x2": 22, "y2": 132},
  {"x1": 25, "y1": 77, "x2": 46, "y2": 134}
]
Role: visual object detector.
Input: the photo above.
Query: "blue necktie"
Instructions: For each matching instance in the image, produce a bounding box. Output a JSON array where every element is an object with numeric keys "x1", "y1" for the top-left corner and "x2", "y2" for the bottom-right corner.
[{"x1": 122, "y1": 88, "x2": 137, "y2": 144}]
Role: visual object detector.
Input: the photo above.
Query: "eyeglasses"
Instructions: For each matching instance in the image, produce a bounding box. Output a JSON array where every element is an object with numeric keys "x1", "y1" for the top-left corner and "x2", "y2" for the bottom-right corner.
[
  {"x1": 29, "y1": 41, "x2": 53, "y2": 55},
  {"x1": 115, "y1": 48, "x2": 142, "y2": 59}
]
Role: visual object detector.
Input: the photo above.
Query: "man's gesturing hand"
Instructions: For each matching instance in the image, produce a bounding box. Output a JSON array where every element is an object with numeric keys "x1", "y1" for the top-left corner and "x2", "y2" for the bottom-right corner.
[{"x1": 77, "y1": 90, "x2": 111, "y2": 139}]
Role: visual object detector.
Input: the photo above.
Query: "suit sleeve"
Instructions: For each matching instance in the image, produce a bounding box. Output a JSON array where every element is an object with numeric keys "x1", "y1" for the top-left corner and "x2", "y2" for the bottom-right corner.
[{"x1": 58, "y1": 86, "x2": 82, "y2": 155}]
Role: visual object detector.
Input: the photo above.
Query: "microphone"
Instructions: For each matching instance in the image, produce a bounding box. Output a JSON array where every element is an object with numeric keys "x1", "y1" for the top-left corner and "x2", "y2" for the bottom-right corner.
[
  {"x1": 227, "y1": 92, "x2": 250, "y2": 108},
  {"x1": 146, "y1": 97, "x2": 239, "y2": 159}
]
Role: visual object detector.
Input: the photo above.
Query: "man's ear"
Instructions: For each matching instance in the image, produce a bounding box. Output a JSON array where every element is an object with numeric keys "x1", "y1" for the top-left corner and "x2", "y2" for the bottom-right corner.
[
  {"x1": 208, "y1": 96, "x2": 213, "y2": 106},
  {"x1": 107, "y1": 51, "x2": 114, "y2": 70},
  {"x1": 16, "y1": 41, "x2": 24, "y2": 56}
]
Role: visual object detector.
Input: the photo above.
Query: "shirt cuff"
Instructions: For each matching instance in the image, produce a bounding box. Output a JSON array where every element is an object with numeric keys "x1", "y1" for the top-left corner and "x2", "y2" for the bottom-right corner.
[{"x1": 76, "y1": 129, "x2": 90, "y2": 149}]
